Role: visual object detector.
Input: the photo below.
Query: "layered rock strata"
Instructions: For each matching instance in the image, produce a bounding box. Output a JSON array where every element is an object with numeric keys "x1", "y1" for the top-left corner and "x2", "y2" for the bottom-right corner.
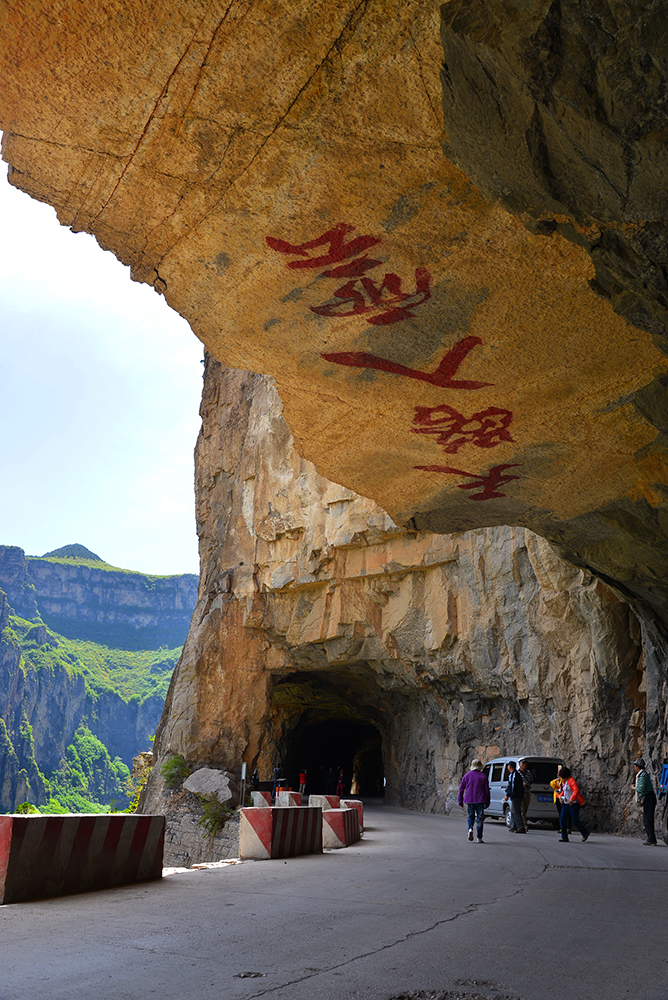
[
  {"x1": 143, "y1": 358, "x2": 666, "y2": 853},
  {"x1": 0, "y1": 547, "x2": 197, "y2": 648},
  {"x1": 1, "y1": 1, "x2": 667, "y2": 629}
]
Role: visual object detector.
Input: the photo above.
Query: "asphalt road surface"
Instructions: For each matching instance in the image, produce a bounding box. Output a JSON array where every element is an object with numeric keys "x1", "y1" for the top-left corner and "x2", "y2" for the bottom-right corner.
[{"x1": 3, "y1": 805, "x2": 668, "y2": 1000}]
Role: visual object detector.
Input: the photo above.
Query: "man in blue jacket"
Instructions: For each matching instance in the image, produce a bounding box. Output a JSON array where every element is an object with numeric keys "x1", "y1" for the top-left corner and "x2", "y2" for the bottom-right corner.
[{"x1": 504, "y1": 761, "x2": 526, "y2": 833}]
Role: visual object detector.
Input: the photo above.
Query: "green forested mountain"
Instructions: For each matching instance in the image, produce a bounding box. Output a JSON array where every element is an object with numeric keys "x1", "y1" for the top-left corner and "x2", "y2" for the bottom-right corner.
[{"x1": 0, "y1": 544, "x2": 197, "y2": 813}]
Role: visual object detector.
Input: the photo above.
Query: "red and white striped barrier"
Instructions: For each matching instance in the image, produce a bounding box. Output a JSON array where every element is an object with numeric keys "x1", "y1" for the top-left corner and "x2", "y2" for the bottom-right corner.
[
  {"x1": 250, "y1": 791, "x2": 272, "y2": 807},
  {"x1": 322, "y1": 808, "x2": 361, "y2": 849},
  {"x1": 0, "y1": 814, "x2": 164, "y2": 905},
  {"x1": 341, "y1": 799, "x2": 364, "y2": 832},
  {"x1": 276, "y1": 790, "x2": 302, "y2": 807},
  {"x1": 239, "y1": 807, "x2": 322, "y2": 860},
  {"x1": 308, "y1": 794, "x2": 340, "y2": 810}
]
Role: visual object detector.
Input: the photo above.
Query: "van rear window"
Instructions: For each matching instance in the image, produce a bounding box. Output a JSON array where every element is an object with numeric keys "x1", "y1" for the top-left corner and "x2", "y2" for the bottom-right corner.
[{"x1": 527, "y1": 762, "x2": 560, "y2": 784}]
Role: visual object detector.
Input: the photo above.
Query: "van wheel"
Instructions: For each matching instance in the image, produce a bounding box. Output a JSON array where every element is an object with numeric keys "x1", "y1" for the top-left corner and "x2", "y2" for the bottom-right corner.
[{"x1": 504, "y1": 805, "x2": 512, "y2": 829}]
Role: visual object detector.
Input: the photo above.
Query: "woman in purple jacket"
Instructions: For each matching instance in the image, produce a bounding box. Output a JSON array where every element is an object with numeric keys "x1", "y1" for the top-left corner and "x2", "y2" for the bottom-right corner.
[{"x1": 458, "y1": 759, "x2": 491, "y2": 843}]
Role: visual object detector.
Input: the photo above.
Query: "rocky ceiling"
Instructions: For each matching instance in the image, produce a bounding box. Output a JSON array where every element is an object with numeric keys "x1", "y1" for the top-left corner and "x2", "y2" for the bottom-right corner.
[{"x1": 1, "y1": 0, "x2": 667, "y2": 630}]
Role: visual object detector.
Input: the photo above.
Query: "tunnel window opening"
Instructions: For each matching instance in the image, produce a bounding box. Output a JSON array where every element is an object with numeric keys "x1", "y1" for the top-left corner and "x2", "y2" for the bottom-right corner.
[{"x1": 283, "y1": 718, "x2": 384, "y2": 798}]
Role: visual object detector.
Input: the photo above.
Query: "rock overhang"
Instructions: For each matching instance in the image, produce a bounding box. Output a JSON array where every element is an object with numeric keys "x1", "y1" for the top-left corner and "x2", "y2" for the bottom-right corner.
[{"x1": 1, "y1": 0, "x2": 666, "y2": 628}]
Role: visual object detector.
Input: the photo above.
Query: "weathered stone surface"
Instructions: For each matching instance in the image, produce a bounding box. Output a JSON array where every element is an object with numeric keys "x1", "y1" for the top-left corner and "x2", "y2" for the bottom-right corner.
[
  {"x1": 440, "y1": 0, "x2": 668, "y2": 340},
  {"x1": 160, "y1": 791, "x2": 240, "y2": 867},
  {"x1": 1, "y1": 2, "x2": 667, "y2": 629},
  {"x1": 182, "y1": 767, "x2": 238, "y2": 807},
  {"x1": 142, "y1": 358, "x2": 666, "y2": 839}
]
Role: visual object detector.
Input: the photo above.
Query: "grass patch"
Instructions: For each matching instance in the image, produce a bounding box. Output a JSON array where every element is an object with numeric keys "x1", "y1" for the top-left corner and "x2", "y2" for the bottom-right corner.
[
  {"x1": 160, "y1": 754, "x2": 191, "y2": 789},
  {"x1": 196, "y1": 797, "x2": 234, "y2": 838}
]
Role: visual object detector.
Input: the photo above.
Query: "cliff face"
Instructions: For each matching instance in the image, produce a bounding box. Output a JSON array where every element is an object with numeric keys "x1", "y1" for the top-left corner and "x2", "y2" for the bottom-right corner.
[
  {"x1": 0, "y1": 548, "x2": 198, "y2": 649},
  {"x1": 143, "y1": 357, "x2": 665, "y2": 840},
  {"x1": 0, "y1": 548, "x2": 196, "y2": 812},
  {"x1": 1, "y1": 1, "x2": 667, "y2": 635}
]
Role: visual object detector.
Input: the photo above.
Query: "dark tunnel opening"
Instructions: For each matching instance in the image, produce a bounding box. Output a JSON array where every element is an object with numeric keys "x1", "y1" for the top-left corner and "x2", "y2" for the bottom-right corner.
[
  {"x1": 283, "y1": 718, "x2": 384, "y2": 798},
  {"x1": 269, "y1": 670, "x2": 387, "y2": 799}
]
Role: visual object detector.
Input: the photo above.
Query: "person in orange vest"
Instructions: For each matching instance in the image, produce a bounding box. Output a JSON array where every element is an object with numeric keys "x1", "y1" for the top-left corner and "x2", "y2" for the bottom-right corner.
[
  {"x1": 550, "y1": 770, "x2": 570, "y2": 835},
  {"x1": 556, "y1": 766, "x2": 589, "y2": 843},
  {"x1": 299, "y1": 769, "x2": 308, "y2": 796}
]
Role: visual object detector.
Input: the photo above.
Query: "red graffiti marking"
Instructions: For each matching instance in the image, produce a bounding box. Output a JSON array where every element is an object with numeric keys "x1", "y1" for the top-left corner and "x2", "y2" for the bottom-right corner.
[
  {"x1": 412, "y1": 404, "x2": 513, "y2": 454},
  {"x1": 266, "y1": 223, "x2": 381, "y2": 270},
  {"x1": 322, "y1": 335, "x2": 492, "y2": 389},
  {"x1": 413, "y1": 463, "x2": 521, "y2": 500},
  {"x1": 267, "y1": 222, "x2": 432, "y2": 326},
  {"x1": 312, "y1": 267, "x2": 431, "y2": 326}
]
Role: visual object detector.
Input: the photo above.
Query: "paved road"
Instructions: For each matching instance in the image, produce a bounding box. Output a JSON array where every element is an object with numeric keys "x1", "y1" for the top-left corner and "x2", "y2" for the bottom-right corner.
[{"x1": 3, "y1": 805, "x2": 668, "y2": 1000}]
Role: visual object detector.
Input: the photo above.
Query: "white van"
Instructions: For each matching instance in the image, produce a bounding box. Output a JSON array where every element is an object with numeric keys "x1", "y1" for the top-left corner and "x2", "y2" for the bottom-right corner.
[{"x1": 483, "y1": 756, "x2": 564, "y2": 828}]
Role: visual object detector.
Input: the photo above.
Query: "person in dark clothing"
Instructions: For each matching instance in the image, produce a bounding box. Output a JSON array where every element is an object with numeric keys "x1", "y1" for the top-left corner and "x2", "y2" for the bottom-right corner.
[
  {"x1": 503, "y1": 761, "x2": 526, "y2": 833},
  {"x1": 633, "y1": 758, "x2": 657, "y2": 845},
  {"x1": 272, "y1": 763, "x2": 282, "y2": 802},
  {"x1": 518, "y1": 758, "x2": 533, "y2": 831}
]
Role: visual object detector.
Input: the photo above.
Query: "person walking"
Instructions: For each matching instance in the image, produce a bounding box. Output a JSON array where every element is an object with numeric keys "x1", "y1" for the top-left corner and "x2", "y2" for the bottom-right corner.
[
  {"x1": 633, "y1": 757, "x2": 657, "y2": 845},
  {"x1": 503, "y1": 761, "x2": 526, "y2": 833},
  {"x1": 550, "y1": 769, "x2": 570, "y2": 834},
  {"x1": 299, "y1": 768, "x2": 308, "y2": 796},
  {"x1": 458, "y1": 758, "x2": 490, "y2": 842},
  {"x1": 336, "y1": 767, "x2": 345, "y2": 798},
  {"x1": 519, "y1": 758, "x2": 533, "y2": 831},
  {"x1": 272, "y1": 762, "x2": 282, "y2": 802},
  {"x1": 556, "y1": 766, "x2": 589, "y2": 842}
]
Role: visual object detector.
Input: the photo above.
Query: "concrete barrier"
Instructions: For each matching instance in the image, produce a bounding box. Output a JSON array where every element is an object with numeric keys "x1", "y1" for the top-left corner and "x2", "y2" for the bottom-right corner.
[
  {"x1": 239, "y1": 807, "x2": 322, "y2": 860},
  {"x1": 322, "y1": 808, "x2": 361, "y2": 849},
  {"x1": 308, "y1": 794, "x2": 340, "y2": 810},
  {"x1": 250, "y1": 791, "x2": 272, "y2": 807},
  {"x1": 341, "y1": 798, "x2": 364, "y2": 832},
  {"x1": 0, "y1": 814, "x2": 164, "y2": 905},
  {"x1": 276, "y1": 790, "x2": 302, "y2": 807}
]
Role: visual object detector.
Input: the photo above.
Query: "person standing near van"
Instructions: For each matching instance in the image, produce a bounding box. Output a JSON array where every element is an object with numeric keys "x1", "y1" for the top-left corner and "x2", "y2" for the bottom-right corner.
[
  {"x1": 633, "y1": 758, "x2": 657, "y2": 845},
  {"x1": 556, "y1": 766, "x2": 589, "y2": 842},
  {"x1": 519, "y1": 758, "x2": 533, "y2": 831},
  {"x1": 458, "y1": 758, "x2": 490, "y2": 842},
  {"x1": 503, "y1": 761, "x2": 526, "y2": 833}
]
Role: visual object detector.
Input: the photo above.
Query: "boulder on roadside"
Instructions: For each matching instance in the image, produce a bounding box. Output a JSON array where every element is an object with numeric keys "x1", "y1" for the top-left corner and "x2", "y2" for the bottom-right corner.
[{"x1": 183, "y1": 768, "x2": 239, "y2": 807}]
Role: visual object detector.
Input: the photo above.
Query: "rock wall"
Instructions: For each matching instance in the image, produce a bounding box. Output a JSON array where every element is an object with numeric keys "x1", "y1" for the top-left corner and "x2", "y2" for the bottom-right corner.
[
  {"x1": 2, "y1": 1, "x2": 667, "y2": 632},
  {"x1": 0, "y1": 547, "x2": 197, "y2": 811},
  {"x1": 0, "y1": 547, "x2": 198, "y2": 648},
  {"x1": 143, "y1": 357, "x2": 667, "y2": 849}
]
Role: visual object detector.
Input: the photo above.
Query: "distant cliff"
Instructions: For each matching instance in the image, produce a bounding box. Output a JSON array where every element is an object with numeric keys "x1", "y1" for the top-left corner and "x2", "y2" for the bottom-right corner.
[
  {"x1": 0, "y1": 546, "x2": 197, "y2": 812},
  {"x1": 0, "y1": 545, "x2": 197, "y2": 649}
]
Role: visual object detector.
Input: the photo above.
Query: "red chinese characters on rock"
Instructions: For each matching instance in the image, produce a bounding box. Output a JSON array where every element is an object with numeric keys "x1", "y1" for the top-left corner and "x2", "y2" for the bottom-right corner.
[
  {"x1": 413, "y1": 464, "x2": 521, "y2": 501},
  {"x1": 266, "y1": 222, "x2": 431, "y2": 327},
  {"x1": 411, "y1": 403, "x2": 514, "y2": 454},
  {"x1": 322, "y1": 336, "x2": 492, "y2": 390},
  {"x1": 266, "y1": 223, "x2": 382, "y2": 271},
  {"x1": 266, "y1": 223, "x2": 520, "y2": 502}
]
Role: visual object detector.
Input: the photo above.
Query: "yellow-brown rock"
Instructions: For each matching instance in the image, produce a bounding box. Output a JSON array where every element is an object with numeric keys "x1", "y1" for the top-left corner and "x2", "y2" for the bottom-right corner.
[
  {"x1": 142, "y1": 358, "x2": 661, "y2": 845},
  {"x1": 1, "y1": 1, "x2": 667, "y2": 627}
]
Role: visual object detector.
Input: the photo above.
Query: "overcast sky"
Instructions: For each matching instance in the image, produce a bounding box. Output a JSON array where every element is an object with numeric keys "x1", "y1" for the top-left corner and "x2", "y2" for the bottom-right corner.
[{"x1": 0, "y1": 159, "x2": 204, "y2": 577}]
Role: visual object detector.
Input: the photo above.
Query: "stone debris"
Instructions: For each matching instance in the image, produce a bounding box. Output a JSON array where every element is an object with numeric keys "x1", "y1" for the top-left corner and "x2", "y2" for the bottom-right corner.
[{"x1": 183, "y1": 768, "x2": 239, "y2": 806}]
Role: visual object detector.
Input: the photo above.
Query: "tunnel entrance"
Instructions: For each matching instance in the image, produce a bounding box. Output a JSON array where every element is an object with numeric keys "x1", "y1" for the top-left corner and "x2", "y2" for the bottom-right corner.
[
  {"x1": 269, "y1": 671, "x2": 386, "y2": 798},
  {"x1": 285, "y1": 719, "x2": 384, "y2": 797}
]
